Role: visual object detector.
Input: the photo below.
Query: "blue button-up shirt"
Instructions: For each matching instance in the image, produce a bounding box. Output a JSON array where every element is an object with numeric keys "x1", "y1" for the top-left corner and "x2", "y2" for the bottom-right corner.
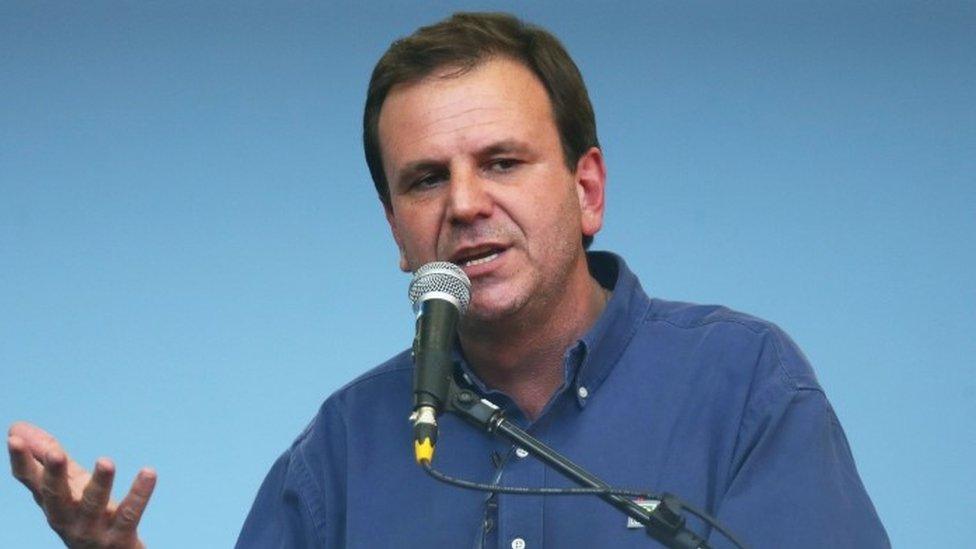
[{"x1": 237, "y1": 252, "x2": 888, "y2": 548}]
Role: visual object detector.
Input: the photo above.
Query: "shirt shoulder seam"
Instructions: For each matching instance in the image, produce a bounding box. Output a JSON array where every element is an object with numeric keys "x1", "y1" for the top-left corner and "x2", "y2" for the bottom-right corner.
[
  {"x1": 644, "y1": 312, "x2": 769, "y2": 336},
  {"x1": 329, "y1": 361, "x2": 413, "y2": 397},
  {"x1": 644, "y1": 314, "x2": 818, "y2": 392}
]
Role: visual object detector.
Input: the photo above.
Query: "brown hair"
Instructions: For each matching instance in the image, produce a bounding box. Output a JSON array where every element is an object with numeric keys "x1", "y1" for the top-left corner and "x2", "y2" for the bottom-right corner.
[{"x1": 363, "y1": 12, "x2": 599, "y2": 247}]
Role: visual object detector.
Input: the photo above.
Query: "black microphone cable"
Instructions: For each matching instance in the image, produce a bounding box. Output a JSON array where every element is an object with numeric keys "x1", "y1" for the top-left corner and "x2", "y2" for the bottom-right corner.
[{"x1": 420, "y1": 461, "x2": 750, "y2": 549}]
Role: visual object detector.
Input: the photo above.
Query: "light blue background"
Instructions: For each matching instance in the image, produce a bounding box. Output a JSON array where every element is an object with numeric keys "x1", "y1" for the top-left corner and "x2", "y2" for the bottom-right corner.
[{"x1": 2, "y1": 2, "x2": 973, "y2": 546}]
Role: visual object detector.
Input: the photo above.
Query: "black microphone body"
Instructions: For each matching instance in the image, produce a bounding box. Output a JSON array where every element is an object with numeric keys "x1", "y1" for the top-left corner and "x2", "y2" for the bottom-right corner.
[
  {"x1": 407, "y1": 261, "x2": 470, "y2": 464},
  {"x1": 412, "y1": 297, "x2": 460, "y2": 413}
]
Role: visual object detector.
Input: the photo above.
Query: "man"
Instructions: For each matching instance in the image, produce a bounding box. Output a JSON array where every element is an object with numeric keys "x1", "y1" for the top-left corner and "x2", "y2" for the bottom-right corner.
[{"x1": 8, "y1": 12, "x2": 888, "y2": 548}]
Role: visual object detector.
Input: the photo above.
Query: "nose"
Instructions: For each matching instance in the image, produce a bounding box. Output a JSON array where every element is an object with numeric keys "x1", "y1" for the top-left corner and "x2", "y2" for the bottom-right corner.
[{"x1": 447, "y1": 167, "x2": 493, "y2": 224}]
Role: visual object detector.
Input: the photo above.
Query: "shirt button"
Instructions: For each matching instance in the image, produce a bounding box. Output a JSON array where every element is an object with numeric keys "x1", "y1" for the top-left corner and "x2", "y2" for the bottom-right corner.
[
  {"x1": 511, "y1": 538, "x2": 526, "y2": 549},
  {"x1": 578, "y1": 386, "x2": 589, "y2": 399},
  {"x1": 514, "y1": 447, "x2": 529, "y2": 459}
]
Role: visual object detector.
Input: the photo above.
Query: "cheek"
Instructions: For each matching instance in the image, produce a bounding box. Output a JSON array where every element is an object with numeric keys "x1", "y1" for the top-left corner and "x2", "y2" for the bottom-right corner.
[
  {"x1": 529, "y1": 181, "x2": 582, "y2": 232},
  {"x1": 396, "y1": 210, "x2": 442, "y2": 258}
]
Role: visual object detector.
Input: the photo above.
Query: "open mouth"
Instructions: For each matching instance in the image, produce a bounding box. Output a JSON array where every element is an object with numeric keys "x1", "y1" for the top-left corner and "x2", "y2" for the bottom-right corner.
[
  {"x1": 452, "y1": 245, "x2": 506, "y2": 268},
  {"x1": 463, "y1": 251, "x2": 499, "y2": 267}
]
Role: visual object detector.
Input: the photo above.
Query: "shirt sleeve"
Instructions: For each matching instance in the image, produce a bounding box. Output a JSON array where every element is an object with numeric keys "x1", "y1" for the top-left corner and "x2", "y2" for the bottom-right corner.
[
  {"x1": 235, "y1": 399, "x2": 347, "y2": 548},
  {"x1": 234, "y1": 450, "x2": 323, "y2": 548},
  {"x1": 711, "y1": 330, "x2": 890, "y2": 549}
]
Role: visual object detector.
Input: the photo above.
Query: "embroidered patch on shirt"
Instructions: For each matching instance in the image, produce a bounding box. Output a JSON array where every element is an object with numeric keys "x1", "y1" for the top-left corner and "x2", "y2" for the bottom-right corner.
[{"x1": 626, "y1": 498, "x2": 661, "y2": 529}]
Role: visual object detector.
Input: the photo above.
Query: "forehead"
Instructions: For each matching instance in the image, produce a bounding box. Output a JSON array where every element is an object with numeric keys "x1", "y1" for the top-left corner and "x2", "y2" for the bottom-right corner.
[{"x1": 377, "y1": 58, "x2": 557, "y2": 168}]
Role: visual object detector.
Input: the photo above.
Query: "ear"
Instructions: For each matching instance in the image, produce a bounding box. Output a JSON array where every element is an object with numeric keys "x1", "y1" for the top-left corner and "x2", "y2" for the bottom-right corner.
[
  {"x1": 383, "y1": 202, "x2": 411, "y2": 272},
  {"x1": 574, "y1": 147, "x2": 606, "y2": 239}
]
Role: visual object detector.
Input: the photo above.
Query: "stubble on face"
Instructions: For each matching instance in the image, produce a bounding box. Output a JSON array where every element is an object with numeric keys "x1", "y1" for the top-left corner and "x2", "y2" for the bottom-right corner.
[{"x1": 379, "y1": 58, "x2": 590, "y2": 327}]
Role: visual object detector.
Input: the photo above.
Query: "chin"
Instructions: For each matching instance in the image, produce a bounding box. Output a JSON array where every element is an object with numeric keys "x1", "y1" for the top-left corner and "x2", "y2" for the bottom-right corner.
[{"x1": 463, "y1": 293, "x2": 524, "y2": 324}]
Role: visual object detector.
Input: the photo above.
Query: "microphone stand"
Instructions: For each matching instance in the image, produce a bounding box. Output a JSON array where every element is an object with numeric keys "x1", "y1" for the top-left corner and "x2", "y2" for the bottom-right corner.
[{"x1": 443, "y1": 377, "x2": 710, "y2": 549}]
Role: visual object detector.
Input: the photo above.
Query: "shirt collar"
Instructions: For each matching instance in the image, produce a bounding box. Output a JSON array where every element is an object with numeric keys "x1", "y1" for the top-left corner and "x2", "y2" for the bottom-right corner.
[{"x1": 571, "y1": 251, "x2": 652, "y2": 407}]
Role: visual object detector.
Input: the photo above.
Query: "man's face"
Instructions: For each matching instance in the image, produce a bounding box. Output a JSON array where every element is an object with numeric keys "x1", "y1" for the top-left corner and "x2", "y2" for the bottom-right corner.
[{"x1": 378, "y1": 57, "x2": 604, "y2": 323}]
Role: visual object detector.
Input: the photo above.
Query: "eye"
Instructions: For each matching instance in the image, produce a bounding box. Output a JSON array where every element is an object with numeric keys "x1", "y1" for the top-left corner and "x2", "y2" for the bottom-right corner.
[
  {"x1": 487, "y1": 158, "x2": 520, "y2": 173},
  {"x1": 411, "y1": 171, "x2": 448, "y2": 190}
]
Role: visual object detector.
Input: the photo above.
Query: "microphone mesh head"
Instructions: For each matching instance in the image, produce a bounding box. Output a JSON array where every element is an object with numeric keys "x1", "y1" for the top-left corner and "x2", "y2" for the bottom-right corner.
[{"x1": 409, "y1": 261, "x2": 471, "y2": 314}]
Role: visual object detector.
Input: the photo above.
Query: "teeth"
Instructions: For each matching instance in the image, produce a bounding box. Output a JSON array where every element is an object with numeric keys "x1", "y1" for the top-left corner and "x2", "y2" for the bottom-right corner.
[{"x1": 463, "y1": 252, "x2": 499, "y2": 267}]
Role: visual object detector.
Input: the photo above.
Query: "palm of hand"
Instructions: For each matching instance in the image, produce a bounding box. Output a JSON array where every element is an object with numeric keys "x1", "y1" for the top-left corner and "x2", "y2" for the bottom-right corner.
[{"x1": 8, "y1": 422, "x2": 155, "y2": 549}]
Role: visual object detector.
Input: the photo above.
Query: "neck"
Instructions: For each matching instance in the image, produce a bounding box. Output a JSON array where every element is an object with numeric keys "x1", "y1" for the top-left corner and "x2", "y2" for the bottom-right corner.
[{"x1": 458, "y1": 256, "x2": 608, "y2": 420}]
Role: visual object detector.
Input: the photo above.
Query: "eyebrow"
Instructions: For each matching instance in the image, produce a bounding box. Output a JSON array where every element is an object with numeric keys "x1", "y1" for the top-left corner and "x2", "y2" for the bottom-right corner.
[{"x1": 480, "y1": 139, "x2": 531, "y2": 157}]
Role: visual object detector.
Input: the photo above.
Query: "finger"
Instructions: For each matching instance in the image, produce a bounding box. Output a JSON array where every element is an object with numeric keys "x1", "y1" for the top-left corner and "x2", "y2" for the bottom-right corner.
[
  {"x1": 40, "y1": 449, "x2": 75, "y2": 529},
  {"x1": 9, "y1": 421, "x2": 61, "y2": 461},
  {"x1": 8, "y1": 435, "x2": 43, "y2": 499},
  {"x1": 78, "y1": 458, "x2": 115, "y2": 525},
  {"x1": 110, "y1": 468, "x2": 157, "y2": 535},
  {"x1": 10, "y1": 422, "x2": 88, "y2": 487}
]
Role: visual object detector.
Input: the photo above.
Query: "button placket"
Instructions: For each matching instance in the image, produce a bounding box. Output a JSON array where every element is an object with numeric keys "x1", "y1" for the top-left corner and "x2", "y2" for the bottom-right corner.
[{"x1": 496, "y1": 440, "x2": 544, "y2": 549}]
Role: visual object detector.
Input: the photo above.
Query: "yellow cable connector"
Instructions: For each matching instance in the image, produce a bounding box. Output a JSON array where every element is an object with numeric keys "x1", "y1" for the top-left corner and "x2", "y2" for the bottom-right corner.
[{"x1": 414, "y1": 437, "x2": 435, "y2": 465}]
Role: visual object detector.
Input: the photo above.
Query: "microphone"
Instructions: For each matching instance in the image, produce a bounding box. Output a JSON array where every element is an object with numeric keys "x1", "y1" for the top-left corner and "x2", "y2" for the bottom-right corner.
[{"x1": 408, "y1": 261, "x2": 470, "y2": 466}]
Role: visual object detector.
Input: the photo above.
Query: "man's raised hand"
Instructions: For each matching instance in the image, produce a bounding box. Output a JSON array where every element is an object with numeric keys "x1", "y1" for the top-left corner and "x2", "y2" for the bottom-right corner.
[{"x1": 7, "y1": 422, "x2": 156, "y2": 548}]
